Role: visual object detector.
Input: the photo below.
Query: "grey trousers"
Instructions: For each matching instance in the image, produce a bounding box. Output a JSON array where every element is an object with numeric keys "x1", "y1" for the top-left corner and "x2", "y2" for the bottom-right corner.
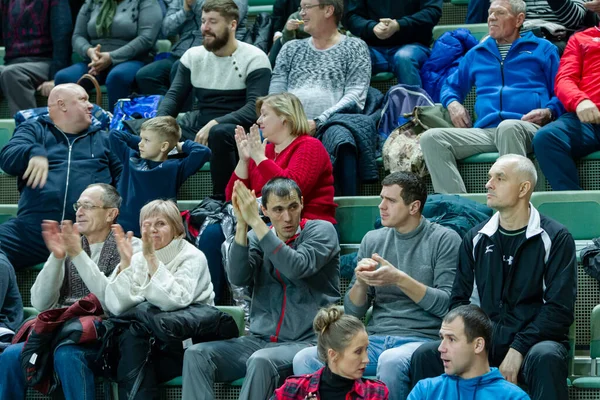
[
  {"x1": 420, "y1": 119, "x2": 540, "y2": 193},
  {"x1": 182, "y1": 335, "x2": 312, "y2": 400},
  {"x1": 0, "y1": 59, "x2": 51, "y2": 115}
]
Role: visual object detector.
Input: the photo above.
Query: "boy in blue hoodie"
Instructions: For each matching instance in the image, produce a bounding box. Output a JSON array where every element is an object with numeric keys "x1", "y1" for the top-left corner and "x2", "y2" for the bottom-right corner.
[
  {"x1": 408, "y1": 305, "x2": 529, "y2": 400},
  {"x1": 110, "y1": 116, "x2": 211, "y2": 236}
]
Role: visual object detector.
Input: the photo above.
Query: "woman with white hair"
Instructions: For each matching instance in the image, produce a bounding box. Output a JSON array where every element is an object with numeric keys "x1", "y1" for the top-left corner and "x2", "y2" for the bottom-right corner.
[{"x1": 106, "y1": 199, "x2": 214, "y2": 399}]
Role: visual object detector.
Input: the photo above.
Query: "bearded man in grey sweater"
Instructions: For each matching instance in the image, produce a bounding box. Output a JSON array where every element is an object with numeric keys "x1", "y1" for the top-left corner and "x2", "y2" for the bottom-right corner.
[{"x1": 293, "y1": 171, "x2": 462, "y2": 400}]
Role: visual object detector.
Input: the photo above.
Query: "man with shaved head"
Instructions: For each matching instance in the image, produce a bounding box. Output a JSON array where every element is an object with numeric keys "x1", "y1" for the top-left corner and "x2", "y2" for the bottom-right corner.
[
  {"x1": 0, "y1": 83, "x2": 122, "y2": 269},
  {"x1": 410, "y1": 154, "x2": 577, "y2": 400}
]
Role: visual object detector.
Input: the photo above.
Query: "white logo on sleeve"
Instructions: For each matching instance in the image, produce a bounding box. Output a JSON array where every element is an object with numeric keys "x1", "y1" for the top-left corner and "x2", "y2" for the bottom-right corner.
[{"x1": 485, "y1": 245, "x2": 494, "y2": 254}]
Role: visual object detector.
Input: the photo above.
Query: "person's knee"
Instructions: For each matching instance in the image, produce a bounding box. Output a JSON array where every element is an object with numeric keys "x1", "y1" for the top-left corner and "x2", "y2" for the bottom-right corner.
[
  {"x1": 247, "y1": 350, "x2": 277, "y2": 375},
  {"x1": 420, "y1": 129, "x2": 446, "y2": 153},
  {"x1": 377, "y1": 347, "x2": 412, "y2": 379},
  {"x1": 526, "y1": 341, "x2": 567, "y2": 370},
  {"x1": 207, "y1": 125, "x2": 234, "y2": 150},
  {"x1": 496, "y1": 120, "x2": 529, "y2": 145},
  {"x1": 292, "y1": 346, "x2": 320, "y2": 375},
  {"x1": 106, "y1": 68, "x2": 133, "y2": 88},
  {"x1": 135, "y1": 64, "x2": 153, "y2": 87},
  {"x1": 393, "y1": 46, "x2": 421, "y2": 67},
  {"x1": 184, "y1": 343, "x2": 217, "y2": 370},
  {"x1": 532, "y1": 124, "x2": 561, "y2": 153},
  {"x1": 1, "y1": 343, "x2": 23, "y2": 365},
  {"x1": 53, "y1": 345, "x2": 86, "y2": 372}
]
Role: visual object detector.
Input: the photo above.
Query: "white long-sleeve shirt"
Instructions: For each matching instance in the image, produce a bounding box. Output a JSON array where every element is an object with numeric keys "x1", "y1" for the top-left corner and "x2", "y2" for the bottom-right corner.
[
  {"x1": 105, "y1": 239, "x2": 214, "y2": 315},
  {"x1": 31, "y1": 237, "x2": 142, "y2": 311}
]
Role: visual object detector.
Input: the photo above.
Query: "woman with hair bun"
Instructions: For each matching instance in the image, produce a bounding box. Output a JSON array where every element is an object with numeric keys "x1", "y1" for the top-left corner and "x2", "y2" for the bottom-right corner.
[{"x1": 271, "y1": 306, "x2": 389, "y2": 400}]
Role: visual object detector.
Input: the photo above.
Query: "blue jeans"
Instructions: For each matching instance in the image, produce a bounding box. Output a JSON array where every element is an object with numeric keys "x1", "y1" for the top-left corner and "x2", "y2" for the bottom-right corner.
[
  {"x1": 293, "y1": 335, "x2": 431, "y2": 400},
  {"x1": 54, "y1": 60, "x2": 145, "y2": 112},
  {"x1": 533, "y1": 112, "x2": 600, "y2": 190},
  {"x1": 369, "y1": 44, "x2": 431, "y2": 87},
  {"x1": 0, "y1": 342, "x2": 97, "y2": 400}
]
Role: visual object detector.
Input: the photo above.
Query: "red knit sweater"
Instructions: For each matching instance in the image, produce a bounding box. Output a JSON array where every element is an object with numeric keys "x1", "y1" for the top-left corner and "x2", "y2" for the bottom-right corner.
[
  {"x1": 555, "y1": 26, "x2": 600, "y2": 112},
  {"x1": 225, "y1": 135, "x2": 337, "y2": 224}
]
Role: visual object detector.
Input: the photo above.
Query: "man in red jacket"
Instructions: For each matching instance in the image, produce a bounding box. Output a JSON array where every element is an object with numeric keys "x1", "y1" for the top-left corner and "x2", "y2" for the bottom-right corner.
[{"x1": 532, "y1": 22, "x2": 600, "y2": 190}]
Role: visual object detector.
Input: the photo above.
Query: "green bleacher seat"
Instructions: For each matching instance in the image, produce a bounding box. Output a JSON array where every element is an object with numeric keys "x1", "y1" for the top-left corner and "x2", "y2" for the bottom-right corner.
[
  {"x1": 573, "y1": 305, "x2": 600, "y2": 388},
  {"x1": 0, "y1": 46, "x2": 4, "y2": 66},
  {"x1": 433, "y1": 23, "x2": 489, "y2": 41},
  {"x1": 0, "y1": 204, "x2": 16, "y2": 224},
  {"x1": 156, "y1": 39, "x2": 172, "y2": 54},
  {"x1": 248, "y1": 0, "x2": 274, "y2": 14},
  {"x1": 371, "y1": 72, "x2": 395, "y2": 82},
  {"x1": 23, "y1": 307, "x2": 39, "y2": 318},
  {"x1": 0, "y1": 119, "x2": 15, "y2": 136}
]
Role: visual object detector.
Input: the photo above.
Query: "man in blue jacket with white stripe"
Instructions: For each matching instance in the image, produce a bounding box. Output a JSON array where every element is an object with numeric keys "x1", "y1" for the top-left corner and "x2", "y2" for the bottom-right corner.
[
  {"x1": 420, "y1": 0, "x2": 563, "y2": 194},
  {"x1": 0, "y1": 83, "x2": 122, "y2": 269}
]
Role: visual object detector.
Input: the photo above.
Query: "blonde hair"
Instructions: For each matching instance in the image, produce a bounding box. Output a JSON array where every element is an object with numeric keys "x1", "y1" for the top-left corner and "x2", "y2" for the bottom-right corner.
[
  {"x1": 313, "y1": 306, "x2": 366, "y2": 363},
  {"x1": 139, "y1": 199, "x2": 185, "y2": 238},
  {"x1": 256, "y1": 93, "x2": 310, "y2": 137},
  {"x1": 141, "y1": 116, "x2": 182, "y2": 149}
]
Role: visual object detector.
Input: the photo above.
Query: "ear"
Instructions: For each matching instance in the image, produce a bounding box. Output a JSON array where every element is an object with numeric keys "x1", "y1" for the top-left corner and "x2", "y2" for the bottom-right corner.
[
  {"x1": 58, "y1": 99, "x2": 67, "y2": 112},
  {"x1": 231, "y1": 19, "x2": 238, "y2": 31},
  {"x1": 106, "y1": 208, "x2": 119, "y2": 223},
  {"x1": 518, "y1": 181, "x2": 531, "y2": 198},
  {"x1": 515, "y1": 12, "x2": 525, "y2": 28},
  {"x1": 327, "y1": 348, "x2": 338, "y2": 363},
  {"x1": 324, "y1": 4, "x2": 334, "y2": 19},
  {"x1": 160, "y1": 141, "x2": 170, "y2": 153},
  {"x1": 473, "y1": 337, "x2": 486, "y2": 355},
  {"x1": 409, "y1": 200, "x2": 421, "y2": 215},
  {"x1": 260, "y1": 204, "x2": 268, "y2": 217}
]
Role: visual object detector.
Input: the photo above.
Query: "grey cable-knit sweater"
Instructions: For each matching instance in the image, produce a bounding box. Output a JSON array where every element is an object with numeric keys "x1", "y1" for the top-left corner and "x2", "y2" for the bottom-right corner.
[
  {"x1": 345, "y1": 217, "x2": 461, "y2": 339},
  {"x1": 269, "y1": 35, "x2": 371, "y2": 125}
]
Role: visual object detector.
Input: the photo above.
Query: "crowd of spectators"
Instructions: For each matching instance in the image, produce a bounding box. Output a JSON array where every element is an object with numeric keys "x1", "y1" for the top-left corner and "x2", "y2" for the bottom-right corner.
[{"x1": 0, "y1": 0, "x2": 596, "y2": 398}]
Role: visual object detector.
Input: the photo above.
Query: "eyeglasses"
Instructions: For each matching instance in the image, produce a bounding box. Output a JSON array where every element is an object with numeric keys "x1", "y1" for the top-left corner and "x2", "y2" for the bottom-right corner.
[
  {"x1": 73, "y1": 202, "x2": 109, "y2": 212},
  {"x1": 298, "y1": 3, "x2": 330, "y2": 12}
]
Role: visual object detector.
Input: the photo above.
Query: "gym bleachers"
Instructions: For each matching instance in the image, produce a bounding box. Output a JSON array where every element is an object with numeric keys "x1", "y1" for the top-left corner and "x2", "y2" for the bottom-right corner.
[{"x1": 4, "y1": 0, "x2": 600, "y2": 399}]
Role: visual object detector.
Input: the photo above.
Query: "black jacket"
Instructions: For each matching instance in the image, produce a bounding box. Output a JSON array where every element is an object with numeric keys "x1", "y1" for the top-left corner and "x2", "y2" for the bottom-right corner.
[
  {"x1": 346, "y1": 0, "x2": 442, "y2": 48},
  {"x1": 450, "y1": 206, "x2": 576, "y2": 366}
]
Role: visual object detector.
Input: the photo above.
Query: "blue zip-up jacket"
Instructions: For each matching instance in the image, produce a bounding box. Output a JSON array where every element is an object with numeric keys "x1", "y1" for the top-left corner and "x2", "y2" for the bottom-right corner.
[
  {"x1": 109, "y1": 129, "x2": 211, "y2": 236},
  {"x1": 0, "y1": 116, "x2": 122, "y2": 223},
  {"x1": 441, "y1": 32, "x2": 564, "y2": 129},
  {"x1": 408, "y1": 368, "x2": 530, "y2": 400}
]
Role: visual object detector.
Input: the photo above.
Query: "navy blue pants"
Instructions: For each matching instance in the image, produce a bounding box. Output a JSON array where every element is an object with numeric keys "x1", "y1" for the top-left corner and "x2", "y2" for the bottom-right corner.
[
  {"x1": 54, "y1": 61, "x2": 145, "y2": 112},
  {"x1": 0, "y1": 218, "x2": 49, "y2": 270},
  {"x1": 533, "y1": 113, "x2": 600, "y2": 190},
  {"x1": 197, "y1": 224, "x2": 227, "y2": 305}
]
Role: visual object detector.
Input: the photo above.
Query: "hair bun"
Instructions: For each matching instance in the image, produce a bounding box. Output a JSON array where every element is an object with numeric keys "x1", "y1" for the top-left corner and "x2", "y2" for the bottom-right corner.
[{"x1": 313, "y1": 306, "x2": 343, "y2": 336}]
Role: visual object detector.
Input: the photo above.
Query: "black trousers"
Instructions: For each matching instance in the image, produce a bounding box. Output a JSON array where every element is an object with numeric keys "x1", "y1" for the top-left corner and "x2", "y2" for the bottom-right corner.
[
  {"x1": 116, "y1": 329, "x2": 184, "y2": 400},
  {"x1": 410, "y1": 340, "x2": 569, "y2": 400}
]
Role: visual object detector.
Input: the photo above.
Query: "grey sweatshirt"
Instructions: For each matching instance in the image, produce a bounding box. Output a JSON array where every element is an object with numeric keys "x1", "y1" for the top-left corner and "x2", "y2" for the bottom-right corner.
[
  {"x1": 228, "y1": 219, "x2": 340, "y2": 343},
  {"x1": 345, "y1": 217, "x2": 461, "y2": 339},
  {"x1": 72, "y1": 0, "x2": 162, "y2": 65}
]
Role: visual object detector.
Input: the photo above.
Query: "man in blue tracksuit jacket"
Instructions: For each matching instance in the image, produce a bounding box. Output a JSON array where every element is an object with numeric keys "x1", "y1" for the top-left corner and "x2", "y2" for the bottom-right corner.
[
  {"x1": 419, "y1": 0, "x2": 564, "y2": 194},
  {"x1": 0, "y1": 83, "x2": 122, "y2": 269},
  {"x1": 408, "y1": 305, "x2": 529, "y2": 400}
]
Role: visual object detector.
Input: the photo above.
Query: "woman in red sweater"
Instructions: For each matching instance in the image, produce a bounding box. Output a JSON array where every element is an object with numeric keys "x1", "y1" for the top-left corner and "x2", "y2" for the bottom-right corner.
[{"x1": 225, "y1": 92, "x2": 336, "y2": 224}]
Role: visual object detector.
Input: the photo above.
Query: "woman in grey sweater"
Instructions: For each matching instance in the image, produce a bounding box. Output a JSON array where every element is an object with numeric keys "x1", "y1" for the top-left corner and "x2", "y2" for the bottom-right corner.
[{"x1": 54, "y1": 0, "x2": 162, "y2": 111}]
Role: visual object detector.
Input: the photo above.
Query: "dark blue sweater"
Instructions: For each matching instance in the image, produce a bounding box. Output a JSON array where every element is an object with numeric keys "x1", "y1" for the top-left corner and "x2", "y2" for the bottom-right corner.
[
  {"x1": 346, "y1": 0, "x2": 442, "y2": 48},
  {"x1": 110, "y1": 129, "x2": 211, "y2": 236}
]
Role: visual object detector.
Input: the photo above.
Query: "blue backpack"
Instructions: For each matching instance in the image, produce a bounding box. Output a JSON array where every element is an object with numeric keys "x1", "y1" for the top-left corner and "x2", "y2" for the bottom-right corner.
[{"x1": 109, "y1": 95, "x2": 163, "y2": 131}]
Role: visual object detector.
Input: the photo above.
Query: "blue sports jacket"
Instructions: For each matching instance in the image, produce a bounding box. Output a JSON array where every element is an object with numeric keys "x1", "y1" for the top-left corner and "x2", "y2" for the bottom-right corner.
[
  {"x1": 0, "y1": 116, "x2": 122, "y2": 223},
  {"x1": 441, "y1": 32, "x2": 564, "y2": 129},
  {"x1": 408, "y1": 368, "x2": 530, "y2": 400}
]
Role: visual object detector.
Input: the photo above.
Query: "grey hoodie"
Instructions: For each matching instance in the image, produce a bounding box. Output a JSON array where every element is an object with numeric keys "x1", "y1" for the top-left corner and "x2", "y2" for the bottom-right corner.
[{"x1": 228, "y1": 219, "x2": 340, "y2": 343}]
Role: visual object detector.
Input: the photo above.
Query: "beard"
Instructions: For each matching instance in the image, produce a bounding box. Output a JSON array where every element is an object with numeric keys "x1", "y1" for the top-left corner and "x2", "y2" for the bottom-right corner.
[{"x1": 203, "y1": 28, "x2": 230, "y2": 52}]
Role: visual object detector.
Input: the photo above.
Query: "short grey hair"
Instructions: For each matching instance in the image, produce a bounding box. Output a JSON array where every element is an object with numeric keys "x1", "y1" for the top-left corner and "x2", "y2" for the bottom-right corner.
[
  {"x1": 496, "y1": 154, "x2": 537, "y2": 188},
  {"x1": 494, "y1": 0, "x2": 526, "y2": 16},
  {"x1": 87, "y1": 183, "x2": 122, "y2": 209}
]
